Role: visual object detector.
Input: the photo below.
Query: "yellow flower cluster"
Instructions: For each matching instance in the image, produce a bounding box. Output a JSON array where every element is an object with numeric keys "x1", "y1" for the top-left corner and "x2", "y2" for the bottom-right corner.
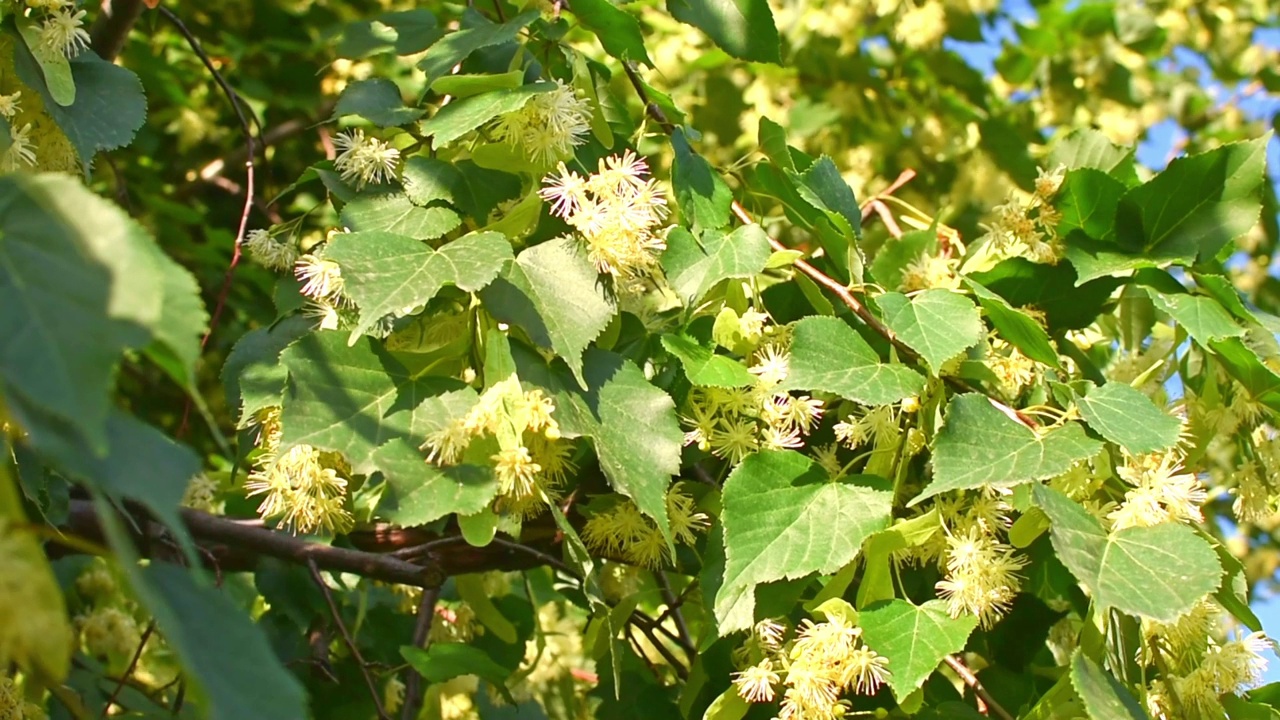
[
  {"x1": 582, "y1": 485, "x2": 709, "y2": 568},
  {"x1": 984, "y1": 165, "x2": 1067, "y2": 264},
  {"x1": 493, "y1": 80, "x2": 592, "y2": 165},
  {"x1": 243, "y1": 407, "x2": 354, "y2": 535},
  {"x1": 934, "y1": 525, "x2": 1026, "y2": 628},
  {"x1": 0, "y1": 676, "x2": 45, "y2": 720},
  {"x1": 986, "y1": 337, "x2": 1039, "y2": 397},
  {"x1": 732, "y1": 612, "x2": 890, "y2": 718},
  {"x1": 900, "y1": 248, "x2": 960, "y2": 293},
  {"x1": 332, "y1": 128, "x2": 400, "y2": 189},
  {"x1": 1143, "y1": 599, "x2": 1272, "y2": 720},
  {"x1": 0, "y1": 34, "x2": 77, "y2": 174},
  {"x1": 422, "y1": 377, "x2": 575, "y2": 518},
  {"x1": 244, "y1": 228, "x2": 300, "y2": 273},
  {"x1": 539, "y1": 152, "x2": 669, "y2": 281},
  {"x1": 1107, "y1": 449, "x2": 1206, "y2": 531}
]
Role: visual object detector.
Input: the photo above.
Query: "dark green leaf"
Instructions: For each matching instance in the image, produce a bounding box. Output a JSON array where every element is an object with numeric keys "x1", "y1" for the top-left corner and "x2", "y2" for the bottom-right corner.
[
  {"x1": 332, "y1": 78, "x2": 424, "y2": 127},
  {"x1": 338, "y1": 10, "x2": 441, "y2": 57},
  {"x1": 403, "y1": 643, "x2": 516, "y2": 703},
  {"x1": 569, "y1": 0, "x2": 654, "y2": 66},
  {"x1": 401, "y1": 157, "x2": 468, "y2": 208},
  {"x1": 917, "y1": 394, "x2": 1101, "y2": 505},
  {"x1": 1070, "y1": 651, "x2": 1147, "y2": 720},
  {"x1": 1056, "y1": 168, "x2": 1125, "y2": 241},
  {"x1": 964, "y1": 278, "x2": 1061, "y2": 368},
  {"x1": 0, "y1": 174, "x2": 163, "y2": 448},
  {"x1": 1148, "y1": 290, "x2": 1244, "y2": 346},
  {"x1": 878, "y1": 290, "x2": 984, "y2": 373},
  {"x1": 661, "y1": 334, "x2": 755, "y2": 387},
  {"x1": 715, "y1": 450, "x2": 892, "y2": 632},
  {"x1": 672, "y1": 128, "x2": 733, "y2": 233},
  {"x1": 280, "y1": 332, "x2": 464, "y2": 474},
  {"x1": 480, "y1": 237, "x2": 616, "y2": 388},
  {"x1": 1115, "y1": 136, "x2": 1267, "y2": 259},
  {"x1": 416, "y1": 10, "x2": 540, "y2": 83},
  {"x1": 1075, "y1": 382, "x2": 1181, "y2": 454},
  {"x1": 373, "y1": 437, "x2": 499, "y2": 526},
  {"x1": 419, "y1": 82, "x2": 554, "y2": 148},
  {"x1": 781, "y1": 316, "x2": 925, "y2": 405},
  {"x1": 136, "y1": 564, "x2": 308, "y2": 720},
  {"x1": 661, "y1": 225, "x2": 772, "y2": 303},
  {"x1": 666, "y1": 0, "x2": 781, "y2": 63},
  {"x1": 860, "y1": 600, "x2": 978, "y2": 700},
  {"x1": 222, "y1": 316, "x2": 314, "y2": 422},
  {"x1": 1032, "y1": 485, "x2": 1223, "y2": 621},
  {"x1": 341, "y1": 193, "x2": 462, "y2": 240},
  {"x1": 326, "y1": 230, "x2": 511, "y2": 341}
]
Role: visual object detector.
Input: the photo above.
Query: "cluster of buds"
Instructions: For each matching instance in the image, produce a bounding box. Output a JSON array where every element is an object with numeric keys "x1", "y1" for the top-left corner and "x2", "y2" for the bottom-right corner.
[
  {"x1": 985, "y1": 165, "x2": 1067, "y2": 264},
  {"x1": 243, "y1": 407, "x2": 355, "y2": 534}
]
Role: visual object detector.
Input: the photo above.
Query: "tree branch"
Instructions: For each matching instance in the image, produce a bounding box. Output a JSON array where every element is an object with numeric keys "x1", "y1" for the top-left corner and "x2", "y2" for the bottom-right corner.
[
  {"x1": 400, "y1": 586, "x2": 440, "y2": 720},
  {"x1": 944, "y1": 655, "x2": 1014, "y2": 720},
  {"x1": 90, "y1": 0, "x2": 147, "y2": 63},
  {"x1": 307, "y1": 560, "x2": 391, "y2": 720}
]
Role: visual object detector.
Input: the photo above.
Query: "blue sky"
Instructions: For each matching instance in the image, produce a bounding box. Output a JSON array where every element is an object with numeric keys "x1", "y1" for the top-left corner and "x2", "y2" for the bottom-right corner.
[{"x1": 942, "y1": 3, "x2": 1280, "y2": 683}]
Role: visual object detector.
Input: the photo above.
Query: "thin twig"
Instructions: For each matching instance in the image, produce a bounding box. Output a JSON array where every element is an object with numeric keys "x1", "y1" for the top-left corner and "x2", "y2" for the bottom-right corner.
[
  {"x1": 401, "y1": 586, "x2": 441, "y2": 720},
  {"x1": 655, "y1": 572, "x2": 694, "y2": 662},
  {"x1": 157, "y1": 6, "x2": 256, "y2": 355},
  {"x1": 629, "y1": 614, "x2": 688, "y2": 679},
  {"x1": 944, "y1": 655, "x2": 1014, "y2": 720},
  {"x1": 100, "y1": 621, "x2": 155, "y2": 718},
  {"x1": 307, "y1": 560, "x2": 391, "y2": 720}
]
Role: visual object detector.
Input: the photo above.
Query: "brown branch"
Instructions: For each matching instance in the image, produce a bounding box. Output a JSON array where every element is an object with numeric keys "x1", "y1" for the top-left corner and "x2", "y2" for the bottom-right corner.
[
  {"x1": 401, "y1": 586, "x2": 440, "y2": 720},
  {"x1": 156, "y1": 6, "x2": 256, "y2": 358},
  {"x1": 90, "y1": 0, "x2": 147, "y2": 63},
  {"x1": 100, "y1": 620, "x2": 155, "y2": 717},
  {"x1": 307, "y1": 560, "x2": 391, "y2": 720},
  {"x1": 655, "y1": 572, "x2": 694, "y2": 663},
  {"x1": 628, "y1": 612, "x2": 688, "y2": 679},
  {"x1": 944, "y1": 655, "x2": 1014, "y2": 720}
]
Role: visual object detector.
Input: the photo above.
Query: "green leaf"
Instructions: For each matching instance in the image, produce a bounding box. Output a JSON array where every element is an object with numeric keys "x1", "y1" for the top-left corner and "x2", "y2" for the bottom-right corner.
[
  {"x1": 1069, "y1": 650, "x2": 1147, "y2": 720},
  {"x1": 964, "y1": 278, "x2": 1060, "y2": 368},
  {"x1": 878, "y1": 290, "x2": 984, "y2": 373},
  {"x1": 859, "y1": 600, "x2": 978, "y2": 700},
  {"x1": 661, "y1": 334, "x2": 755, "y2": 387},
  {"x1": 134, "y1": 564, "x2": 308, "y2": 720},
  {"x1": 715, "y1": 450, "x2": 892, "y2": 633},
  {"x1": 480, "y1": 237, "x2": 616, "y2": 388},
  {"x1": 401, "y1": 157, "x2": 468, "y2": 208},
  {"x1": 1115, "y1": 135, "x2": 1268, "y2": 260},
  {"x1": 1210, "y1": 337, "x2": 1280, "y2": 414},
  {"x1": 373, "y1": 436, "x2": 499, "y2": 527},
  {"x1": 337, "y1": 10, "x2": 441, "y2": 57},
  {"x1": 333, "y1": 78, "x2": 423, "y2": 127},
  {"x1": 431, "y1": 70, "x2": 525, "y2": 97},
  {"x1": 970, "y1": 257, "x2": 1123, "y2": 328},
  {"x1": 16, "y1": 15, "x2": 74, "y2": 106},
  {"x1": 222, "y1": 316, "x2": 313, "y2": 422},
  {"x1": 15, "y1": 48, "x2": 147, "y2": 163},
  {"x1": 1075, "y1": 382, "x2": 1181, "y2": 454},
  {"x1": 0, "y1": 173, "x2": 163, "y2": 449},
  {"x1": 666, "y1": 0, "x2": 781, "y2": 63},
  {"x1": 661, "y1": 225, "x2": 772, "y2": 304},
  {"x1": 1056, "y1": 168, "x2": 1125, "y2": 241},
  {"x1": 870, "y1": 229, "x2": 936, "y2": 292},
  {"x1": 1032, "y1": 485, "x2": 1223, "y2": 621},
  {"x1": 672, "y1": 128, "x2": 733, "y2": 233},
  {"x1": 419, "y1": 82, "x2": 554, "y2": 148},
  {"x1": 326, "y1": 230, "x2": 511, "y2": 341},
  {"x1": 403, "y1": 643, "x2": 516, "y2": 703},
  {"x1": 781, "y1": 316, "x2": 926, "y2": 405},
  {"x1": 916, "y1": 394, "x2": 1102, "y2": 505},
  {"x1": 569, "y1": 0, "x2": 654, "y2": 66},
  {"x1": 580, "y1": 349, "x2": 682, "y2": 541},
  {"x1": 279, "y1": 332, "x2": 464, "y2": 474},
  {"x1": 1048, "y1": 128, "x2": 1137, "y2": 184},
  {"x1": 416, "y1": 10, "x2": 540, "y2": 83},
  {"x1": 143, "y1": 249, "x2": 208, "y2": 384},
  {"x1": 794, "y1": 156, "x2": 861, "y2": 240},
  {"x1": 701, "y1": 687, "x2": 751, "y2": 720},
  {"x1": 1148, "y1": 290, "x2": 1244, "y2": 346},
  {"x1": 341, "y1": 193, "x2": 462, "y2": 240}
]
